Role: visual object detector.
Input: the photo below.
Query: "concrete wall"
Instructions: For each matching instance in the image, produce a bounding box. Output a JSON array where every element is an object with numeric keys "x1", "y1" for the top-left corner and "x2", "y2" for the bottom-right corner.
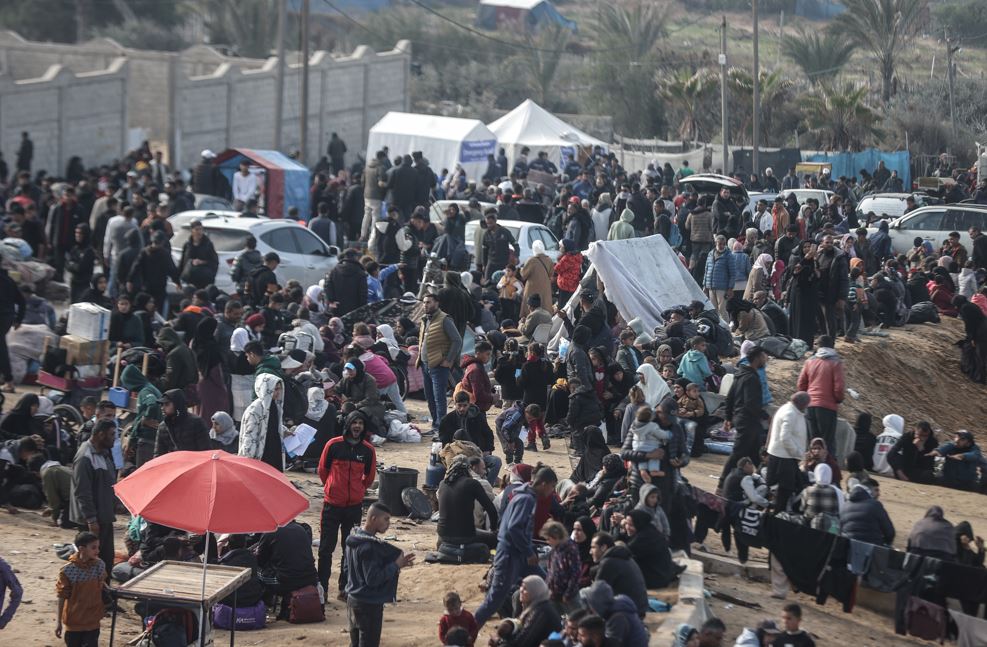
[
  {"x1": 0, "y1": 58, "x2": 128, "y2": 176},
  {"x1": 0, "y1": 31, "x2": 410, "y2": 170},
  {"x1": 174, "y1": 41, "x2": 410, "y2": 169}
]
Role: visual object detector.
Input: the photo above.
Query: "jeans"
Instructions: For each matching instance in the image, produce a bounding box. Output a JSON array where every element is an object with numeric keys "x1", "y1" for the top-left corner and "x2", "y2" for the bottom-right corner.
[
  {"x1": 0, "y1": 314, "x2": 14, "y2": 382},
  {"x1": 378, "y1": 381, "x2": 407, "y2": 416},
  {"x1": 362, "y1": 199, "x2": 381, "y2": 242},
  {"x1": 474, "y1": 548, "x2": 544, "y2": 627},
  {"x1": 319, "y1": 503, "x2": 363, "y2": 593},
  {"x1": 421, "y1": 364, "x2": 450, "y2": 430},
  {"x1": 483, "y1": 455, "x2": 503, "y2": 486},
  {"x1": 347, "y1": 600, "x2": 383, "y2": 647}
]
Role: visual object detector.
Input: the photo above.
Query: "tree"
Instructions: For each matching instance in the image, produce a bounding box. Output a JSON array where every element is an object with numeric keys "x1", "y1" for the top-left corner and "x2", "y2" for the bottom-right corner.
[
  {"x1": 801, "y1": 83, "x2": 882, "y2": 150},
  {"x1": 656, "y1": 69, "x2": 719, "y2": 142},
  {"x1": 516, "y1": 25, "x2": 570, "y2": 109},
  {"x1": 726, "y1": 68, "x2": 797, "y2": 146},
  {"x1": 594, "y1": 2, "x2": 667, "y2": 61},
  {"x1": 196, "y1": 0, "x2": 281, "y2": 58},
  {"x1": 781, "y1": 29, "x2": 857, "y2": 84},
  {"x1": 834, "y1": 0, "x2": 925, "y2": 102}
]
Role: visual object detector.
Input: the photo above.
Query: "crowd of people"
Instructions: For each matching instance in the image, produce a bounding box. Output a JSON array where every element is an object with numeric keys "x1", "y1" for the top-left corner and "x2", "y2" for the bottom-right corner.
[{"x1": 1, "y1": 135, "x2": 987, "y2": 647}]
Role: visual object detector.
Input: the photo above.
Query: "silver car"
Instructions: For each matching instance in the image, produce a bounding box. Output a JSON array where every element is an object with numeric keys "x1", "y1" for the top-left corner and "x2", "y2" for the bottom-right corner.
[
  {"x1": 865, "y1": 204, "x2": 987, "y2": 254},
  {"x1": 169, "y1": 211, "x2": 338, "y2": 293},
  {"x1": 464, "y1": 219, "x2": 561, "y2": 266}
]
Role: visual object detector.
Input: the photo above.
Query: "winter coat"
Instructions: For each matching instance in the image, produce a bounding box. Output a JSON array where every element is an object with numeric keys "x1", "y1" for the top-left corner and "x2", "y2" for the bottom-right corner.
[
  {"x1": 767, "y1": 401, "x2": 807, "y2": 460},
  {"x1": 703, "y1": 248, "x2": 736, "y2": 290},
  {"x1": 840, "y1": 486, "x2": 895, "y2": 545},
  {"x1": 592, "y1": 545, "x2": 649, "y2": 616},
  {"x1": 520, "y1": 254, "x2": 554, "y2": 315},
  {"x1": 608, "y1": 208, "x2": 636, "y2": 240},
  {"x1": 711, "y1": 196, "x2": 741, "y2": 238},
  {"x1": 230, "y1": 248, "x2": 262, "y2": 288},
  {"x1": 677, "y1": 349, "x2": 712, "y2": 389},
  {"x1": 324, "y1": 259, "x2": 368, "y2": 317},
  {"x1": 579, "y1": 580, "x2": 649, "y2": 647},
  {"x1": 437, "y1": 404, "x2": 494, "y2": 451},
  {"x1": 460, "y1": 355, "x2": 493, "y2": 412},
  {"x1": 154, "y1": 388, "x2": 210, "y2": 457},
  {"x1": 344, "y1": 528, "x2": 403, "y2": 604},
  {"x1": 157, "y1": 327, "x2": 197, "y2": 393},
  {"x1": 796, "y1": 347, "x2": 846, "y2": 411},
  {"x1": 318, "y1": 412, "x2": 377, "y2": 507},
  {"x1": 179, "y1": 234, "x2": 219, "y2": 289},
  {"x1": 554, "y1": 252, "x2": 584, "y2": 293},
  {"x1": 131, "y1": 244, "x2": 180, "y2": 295},
  {"x1": 626, "y1": 520, "x2": 677, "y2": 589},
  {"x1": 238, "y1": 373, "x2": 286, "y2": 467},
  {"x1": 338, "y1": 370, "x2": 385, "y2": 429},
  {"x1": 69, "y1": 440, "x2": 117, "y2": 525}
]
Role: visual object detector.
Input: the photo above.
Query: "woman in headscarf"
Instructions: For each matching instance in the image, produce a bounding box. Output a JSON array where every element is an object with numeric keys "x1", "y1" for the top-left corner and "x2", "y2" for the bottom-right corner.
[
  {"x1": 770, "y1": 258, "x2": 786, "y2": 301},
  {"x1": 907, "y1": 506, "x2": 957, "y2": 560},
  {"x1": 209, "y1": 411, "x2": 238, "y2": 453},
  {"x1": 743, "y1": 253, "x2": 773, "y2": 301},
  {"x1": 0, "y1": 393, "x2": 40, "y2": 441},
  {"x1": 799, "y1": 463, "x2": 843, "y2": 532},
  {"x1": 602, "y1": 364, "x2": 633, "y2": 438},
  {"x1": 303, "y1": 284, "x2": 327, "y2": 327},
  {"x1": 569, "y1": 425, "x2": 610, "y2": 483},
  {"x1": 80, "y1": 274, "x2": 113, "y2": 310},
  {"x1": 504, "y1": 575, "x2": 562, "y2": 647},
  {"x1": 727, "y1": 296, "x2": 771, "y2": 341},
  {"x1": 65, "y1": 223, "x2": 96, "y2": 303},
  {"x1": 621, "y1": 509, "x2": 678, "y2": 589},
  {"x1": 802, "y1": 437, "x2": 842, "y2": 487},
  {"x1": 520, "y1": 239, "x2": 554, "y2": 319},
  {"x1": 635, "y1": 483, "x2": 671, "y2": 537},
  {"x1": 192, "y1": 317, "x2": 229, "y2": 423},
  {"x1": 238, "y1": 372, "x2": 286, "y2": 471},
  {"x1": 373, "y1": 323, "x2": 401, "y2": 361},
  {"x1": 302, "y1": 386, "x2": 337, "y2": 463},
  {"x1": 394, "y1": 316, "x2": 418, "y2": 345},
  {"x1": 326, "y1": 317, "x2": 347, "y2": 349},
  {"x1": 590, "y1": 193, "x2": 613, "y2": 243},
  {"x1": 635, "y1": 363, "x2": 670, "y2": 408},
  {"x1": 133, "y1": 292, "x2": 165, "y2": 345},
  {"x1": 572, "y1": 516, "x2": 597, "y2": 587},
  {"x1": 785, "y1": 239, "x2": 819, "y2": 347},
  {"x1": 337, "y1": 358, "x2": 385, "y2": 435}
]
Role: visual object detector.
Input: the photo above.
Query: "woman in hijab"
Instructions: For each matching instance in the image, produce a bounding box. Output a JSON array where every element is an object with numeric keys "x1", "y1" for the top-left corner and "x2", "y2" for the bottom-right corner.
[
  {"x1": 770, "y1": 258, "x2": 786, "y2": 301},
  {"x1": 621, "y1": 508, "x2": 678, "y2": 589},
  {"x1": 238, "y1": 372, "x2": 286, "y2": 472},
  {"x1": 337, "y1": 358, "x2": 385, "y2": 435},
  {"x1": 800, "y1": 463, "x2": 843, "y2": 531},
  {"x1": 785, "y1": 239, "x2": 819, "y2": 347},
  {"x1": 635, "y1": 482, "x2": 671, "y2": 537},
  {"x1": 572, "y1": 516, "x2": 597, "y2": 587},
  {"x1": 802, "y1": 437, "x2": 842, "y2": 487},
  {"x1": 635, "y1": 363, "x2": 671, "y2": 408},
  {"x1": 209, "y1": 411, "x2": 238, "y2": 453},
  {"x1": 0, "y1": 393, "x2": 40, "y2": 441},
  {"x1": 373, "y1": 323, "x2": 401, "y2": 361},
  {"x1": 80, "y1": 274, "x2": 113, "y2": 310},
  {"x1": 743, "y1": 253, "x2": 774, "y2": 301},
  {"x1": 394, "y1": 316, "x2": 418, "y2": 345},
  {"x1": 569, "y1": 425, "x2": 610, "y2": 483},
  {"x1": 303, "y1": 285, "x2": 327, "y2": 327},
  {"x1": 192, "y1": 317, "x2": 229, "y2": 423},
  {"x1": 907, "y1": 506, "x2": 957, "y2": 560},
  {"x1": 65, "y1": 223, "x2": 96, "y2": 303},
  {"x1": 133, "y1": 292, "x2": 165, "y2": 344},
  {"x1": 520, "y1": 239, "x2": 554, "y2": 319},
  {"x1": 302, "y1": 386, "x2": 337, "y2": 463},
  {"x1": 603, "y1": 364, "x2": 633, "y2": 438},
  {"x1": 507, "y1": 575, "x2": 562, "y2": 647}
]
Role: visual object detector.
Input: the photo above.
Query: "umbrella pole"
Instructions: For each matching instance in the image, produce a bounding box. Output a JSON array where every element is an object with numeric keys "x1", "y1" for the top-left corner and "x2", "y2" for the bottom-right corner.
[{"x1": 199, "y1": 531, "x2": 209, "y2": 647}]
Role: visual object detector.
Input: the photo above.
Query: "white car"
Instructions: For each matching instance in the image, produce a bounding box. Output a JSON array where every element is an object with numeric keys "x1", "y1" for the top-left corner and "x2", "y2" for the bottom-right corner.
[
  {"x1": 865, "y1": 204, "x2": 987, "y2": 255},
  {"x1": 780, "y1": 188, "x2": 835, "y2": 206},
  {"x1": 429, "y1": 199, "x2": 478, "y2": 225},
  {"x1": 169, "y1": 211, "x2": 338, "y2": 293},
  {"x1": 464, "y1": 219, "x2": 561, "y2": 266},
  {"x1": 856, "y1": 193, "x2": 926, "y2": 222},
  {"x1": 743, "y1": 191, "x2": 779, "y2": 222}
]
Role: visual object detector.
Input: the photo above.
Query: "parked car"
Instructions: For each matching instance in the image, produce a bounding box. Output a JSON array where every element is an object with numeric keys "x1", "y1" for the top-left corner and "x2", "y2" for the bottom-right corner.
[
  {"x1": 864, "y1": 204, "x2": 987, "y2": 254},
  {"x1": 780, "y1": 188, "x2": 835, "y2": 207},
  {"x1": 194, "y1": 194, "x2": 234, "y2": 212},
  {"x1": 429, "y1": 199, "x2": 478, "y2": 226},
  {"x1": 464, "y1": 219, "x2": 561, "y2": 266},
  {"x1": 856, "y1": 193, "x2": 927, "y2": 222},
  {"x1": 679, "y1": 173, "x2": 750, "y2": 210},
  {"x1": 169, "y1": 211, "x2": 338, "y2": 293},
  {"x1": 743, "y1": 191, "x2": 779, "y2": 222}
]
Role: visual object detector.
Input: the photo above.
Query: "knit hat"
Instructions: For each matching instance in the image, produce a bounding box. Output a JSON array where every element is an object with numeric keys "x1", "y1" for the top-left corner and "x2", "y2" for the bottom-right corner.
[{"x1": 245, "y1": 313, "x2": 265, "y2": 328}]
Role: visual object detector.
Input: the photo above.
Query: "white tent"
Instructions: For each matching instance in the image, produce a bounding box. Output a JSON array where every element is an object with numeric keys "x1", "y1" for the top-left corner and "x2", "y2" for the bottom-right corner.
[
  {"x1": 367, "y1": 112, "x2": 498, "y2": 181},
  {"x1": 488, "y1": 99, "x2": 607, "y2": 170}
]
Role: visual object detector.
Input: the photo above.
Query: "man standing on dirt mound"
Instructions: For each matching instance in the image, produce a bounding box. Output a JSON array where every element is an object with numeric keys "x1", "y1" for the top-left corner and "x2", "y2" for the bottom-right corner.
[{"x1": 795, "y1": 336, "x2": 846, "y2": 452}]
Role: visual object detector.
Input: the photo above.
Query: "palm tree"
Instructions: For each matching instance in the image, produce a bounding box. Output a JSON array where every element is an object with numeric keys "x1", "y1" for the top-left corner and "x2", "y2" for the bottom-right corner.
[
  {"x1": 195, "y1": 0, "x2": 280, "y2": 58},
  {"x1": 801, "y1": 83, "x2": 882, "y2": 150},
  {"x1": 834, "y1": 0, "x2": 925, "y2": 102},
  {"x1": 726, "y1": 68, "x2": 796, "y2": 146},
  {"x1": 656, "y1": 69, "x2": 718, "y2": 142},
  {"x1": 519, "y1": 25, "x2": 570, "y2": 108},
  {"x1": 594, "y1": 2, "x2": 666, "y2": 60},
  {"x1": 781, "y1": 29, "x2": 857, "y2": 85}
]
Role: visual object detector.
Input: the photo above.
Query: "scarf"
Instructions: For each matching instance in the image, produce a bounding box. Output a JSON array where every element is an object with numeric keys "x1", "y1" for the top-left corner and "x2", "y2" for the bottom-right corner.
[
  {"x1": 210, "y1": 412, "x2": 238, "y2": 445},
  {"x1": 307, "y1": 387, "x2": 329, "y2": 419},
  {"x1": 636, "y1": 363, "x2": 671, "y2": 408}
]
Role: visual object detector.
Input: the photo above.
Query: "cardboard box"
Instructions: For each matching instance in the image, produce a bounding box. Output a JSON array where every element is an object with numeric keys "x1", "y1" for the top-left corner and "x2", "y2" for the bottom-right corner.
[
  {"x1": 61, "y1": 336, "x2": 109, "y2": 367},
  {"x1": 67, "y1": 303, "x2": 110, "y2": 341}
]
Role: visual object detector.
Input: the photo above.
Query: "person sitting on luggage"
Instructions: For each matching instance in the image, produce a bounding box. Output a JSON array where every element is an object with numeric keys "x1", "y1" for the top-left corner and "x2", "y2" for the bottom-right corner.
[{"x1": 256, "y1": 520, "x2": 319, "y2": 618}]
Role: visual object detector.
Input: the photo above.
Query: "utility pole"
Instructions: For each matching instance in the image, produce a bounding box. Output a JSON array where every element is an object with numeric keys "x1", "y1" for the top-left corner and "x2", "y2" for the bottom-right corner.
[
  {"x1": 945, "y1": 33, "x2": 959, "y2": 142},
  {"x1": 300, "y1": 0, "x2": 311, "y2": 164},
  {"x1": 719, "y1": 16, "x2": 729, "y2": 174},
  {"x1": 274, "y1": 0, "x2": 286, "y2": 151},
  {"x1": 752, "y1": 0, "x2": 760, "y2": 175}
]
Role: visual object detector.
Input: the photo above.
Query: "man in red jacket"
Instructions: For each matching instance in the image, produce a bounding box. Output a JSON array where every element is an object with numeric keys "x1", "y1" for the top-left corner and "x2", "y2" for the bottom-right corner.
[
  {"x1": 459, "y1": 341, "x2": 494, "y2": 412},
  {"x1": 795, "y1": 335, "x2": 846, "y2": 453},
  {"x1": 317, "y1": 410, "x2": 377, "y2": 599}
]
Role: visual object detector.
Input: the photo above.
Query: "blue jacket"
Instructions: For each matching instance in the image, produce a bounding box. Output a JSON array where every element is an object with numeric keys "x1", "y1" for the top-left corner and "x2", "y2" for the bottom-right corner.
[
  {"x1": 367, "y1": 264, "x2": 399, "y2": 303},
  {"x1": 729, "y1": 250, "x2": 751, "y2": 285},
  {"x1": 344, "y1": 528, "x2": 403, "y2": 604},
  {"x1": 938, "y1": 441, "x2": 983, "y2": 485},
  {"x1": 498, "y1": 482, "x2": 536, "y2": 557},
  {"x1": 678, "y1": 349, "x2": 712, "y2": 389},
  {"x1": 704, "y1": 248, "x2": 736, "y2": 291}
]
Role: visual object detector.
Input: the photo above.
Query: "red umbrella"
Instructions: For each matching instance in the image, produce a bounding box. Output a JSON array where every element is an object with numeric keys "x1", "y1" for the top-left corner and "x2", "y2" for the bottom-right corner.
[{"x1": 114, "y1": 451, "x2": 309, "y2": 535}]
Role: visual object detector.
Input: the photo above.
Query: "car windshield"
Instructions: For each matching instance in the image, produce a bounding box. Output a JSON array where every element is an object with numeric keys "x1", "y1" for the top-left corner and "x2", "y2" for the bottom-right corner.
[{"x1": 171, "y1": 226, "x2": 249, "y2": 252}]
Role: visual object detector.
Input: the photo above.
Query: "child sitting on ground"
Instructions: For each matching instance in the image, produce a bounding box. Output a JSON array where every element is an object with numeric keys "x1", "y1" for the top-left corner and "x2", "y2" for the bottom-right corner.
[
  {"x1": 438, "y1": 591, "x2": 478, "y2": 647},
  {"x1": 660, "y1": 363, "x2": 678, "y2": 387},
  {"x1": 628, "y1": 407, "x2": 670, "y2": 482},
  {"x1": 55, "y1": 531, "x2": 108, "y2": 647}
]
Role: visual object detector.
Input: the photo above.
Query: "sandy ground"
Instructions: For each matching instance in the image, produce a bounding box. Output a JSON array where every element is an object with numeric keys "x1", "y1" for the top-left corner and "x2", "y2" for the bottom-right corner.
[{"x1": 2, "y1": 319, "x2": 983, "y2": 646}]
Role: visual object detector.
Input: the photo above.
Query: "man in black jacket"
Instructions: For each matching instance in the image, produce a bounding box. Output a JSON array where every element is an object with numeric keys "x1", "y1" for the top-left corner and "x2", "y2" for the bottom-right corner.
[
  {"x1": 589, "y1": 531, "x2": 649, "y2": 616},
  {"x1": 717, "y1": 346, "x2": 767, "y2": 490},
  {"x1": 153, "y1": 389, "x2": 210, "y2": 458},
  {"x1": 256, "y1": 520, "x2": 319, "y2": 600},
  {"x1": 386, "y1": 156, "x2": 418, "y2": 222},
  {"x1": 815, "y1": 235, "x2": 849, "y2": 339},
  {"x1": 250, "y1": 253, "x2": 281, "y2": 308},
  {"x1": 324, "y1": 248, "x2": 368, "y2": 317},
  {"x1": 970, "y1": 226, "x2": 987, "y2": 271},
  {"x1": 129, "y1": 231, "x2": 181, "y2": 311},
  {"x1": 711, "y1": 187, "x2": 741, "y2": 239},
  {"x1": 438, "y1": 392, "x2": 501, "y2": 483}
]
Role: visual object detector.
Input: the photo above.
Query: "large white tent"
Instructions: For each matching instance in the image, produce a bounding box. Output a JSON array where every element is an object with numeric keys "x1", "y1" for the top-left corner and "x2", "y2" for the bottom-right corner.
[
  {"x1": 367, "y1": 112, "x2": 498, "y2": 181},
  {"x1": 488, "y1": 99, "x2": 607, "y2": 170}
]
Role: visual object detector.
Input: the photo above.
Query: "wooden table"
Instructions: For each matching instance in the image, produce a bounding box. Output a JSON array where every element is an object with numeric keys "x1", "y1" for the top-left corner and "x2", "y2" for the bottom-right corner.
[{"x1": 110, "y1": 560, "x2": 251, "y2": 647}]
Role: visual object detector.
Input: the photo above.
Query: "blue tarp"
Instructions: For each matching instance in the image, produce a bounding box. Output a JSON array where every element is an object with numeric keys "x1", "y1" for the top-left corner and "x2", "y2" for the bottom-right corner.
[
  {"x1": 214, "y1": 148, "x2": 310, "y2": 220},
  {"x1": 805, "y1": 148, "x2": 911, "y2": 189}
]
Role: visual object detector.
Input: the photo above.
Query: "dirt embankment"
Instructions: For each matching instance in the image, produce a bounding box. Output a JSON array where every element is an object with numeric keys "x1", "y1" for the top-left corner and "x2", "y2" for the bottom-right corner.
[{"x1": 766, "y1": 317, "x2": 986, "y2": 439}]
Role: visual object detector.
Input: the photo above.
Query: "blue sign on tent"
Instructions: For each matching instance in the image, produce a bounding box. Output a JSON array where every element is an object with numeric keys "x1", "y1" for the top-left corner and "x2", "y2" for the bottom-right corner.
[{"x1": 460, "y1": 139, "x2": 497, "y2": 163}]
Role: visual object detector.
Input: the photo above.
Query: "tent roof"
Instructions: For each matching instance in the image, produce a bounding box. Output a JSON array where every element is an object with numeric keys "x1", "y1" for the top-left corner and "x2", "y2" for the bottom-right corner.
[
  {"x1": 214, "y1": 148, "x2": 308, "y2": 173},
  {"x1": 369, "y1": 112, "x2": 495, "y2": 143},
  {"x1": 478, "y1": 0, "x2": 544, "y2": 8},
  {"x1": 488, "y1": 99, "x2": 605, "y2": 149}
]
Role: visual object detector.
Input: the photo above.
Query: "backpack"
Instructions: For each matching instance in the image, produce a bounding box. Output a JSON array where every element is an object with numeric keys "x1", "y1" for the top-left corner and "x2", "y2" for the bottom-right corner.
[{"x1": 138, "y1": 608, "x2": 198, "y2": 647}]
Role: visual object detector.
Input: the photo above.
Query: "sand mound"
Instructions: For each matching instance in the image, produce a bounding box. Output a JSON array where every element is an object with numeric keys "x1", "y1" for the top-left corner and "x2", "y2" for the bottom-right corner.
[{"x1": 766, "y1": 317, "x2": 987, "y2": 439}]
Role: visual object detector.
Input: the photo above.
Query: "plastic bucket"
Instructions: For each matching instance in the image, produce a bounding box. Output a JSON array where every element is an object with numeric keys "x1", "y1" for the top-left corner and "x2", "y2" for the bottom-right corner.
[{"x1": 377, "y1": 467, "x2": 419, "y2": 516}]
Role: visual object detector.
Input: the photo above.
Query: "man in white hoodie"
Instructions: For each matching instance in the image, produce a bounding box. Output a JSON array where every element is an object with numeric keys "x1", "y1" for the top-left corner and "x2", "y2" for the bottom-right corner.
[
  {"x1": 766, "y1": 392, "x2": 810, "y2": 513},
  {"x1": 872, "y1": 413, "x2": 904, "y2": 475}
]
